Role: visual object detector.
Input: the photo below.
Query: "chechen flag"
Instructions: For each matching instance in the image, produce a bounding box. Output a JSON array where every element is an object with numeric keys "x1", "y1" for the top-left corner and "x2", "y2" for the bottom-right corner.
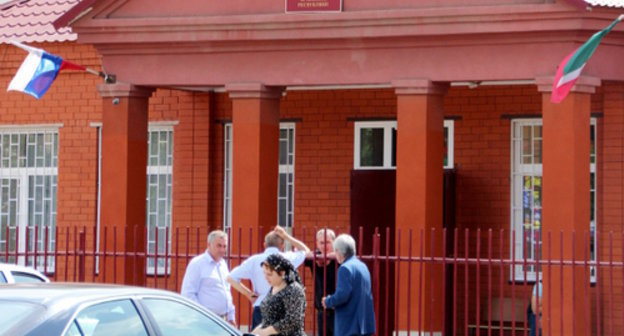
[
  {"x1": 551, "y1": 15, "x2": 623, "y2": 103},
  {"x1": 8, "y1": 41, "x2": 85, "y2": 99}
]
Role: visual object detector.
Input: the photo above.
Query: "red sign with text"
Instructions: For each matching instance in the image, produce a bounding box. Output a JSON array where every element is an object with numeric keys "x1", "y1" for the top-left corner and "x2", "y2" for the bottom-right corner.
[{"x1": 286, "y1": 0, "x2": 342, "y2": 13}]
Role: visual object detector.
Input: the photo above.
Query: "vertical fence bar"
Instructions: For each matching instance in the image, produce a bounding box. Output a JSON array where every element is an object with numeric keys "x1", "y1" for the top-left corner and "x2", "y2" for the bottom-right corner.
[
  {"x1": 373, "y1": 228, "x2": 380, "y2": 336},
  {"x1": 511, "y1": 230, "x2": 517, "y2": 335},
  {"x1": 92, "y1": 224, "x2": 98, "y2": 282},
  {"x1": 72, "y1": 226, "x2": 77, "y2": 281},
  {"x1": 408, "y1": 229, "x2": 414, "y2": 336},
  {"x1": 582, "y1": 230, "x2": 589, "y2": 336},
  {"x1": 34, "y1": 226, "x2": 38, "y2": 269},
  {"x1": 475, "y1": 228, "x2": 481, "y2": 335},
  {"x1": 486, "y1": 229, "x2": 492, "y2": 336},
  {"x1": 595, "y1": 230, "x2": 601, "y2": 336},
  {"x1": 174, "y1": 227, "x2": 180, "y2": 291},
  {"x1": 498, "y1": 229, "x2": 504, "y2": 336},
  {"x1": 452, "y1": 228, "x2": 458, "y2": 336},
  {"x1": 78, "y1": 231, "x2": 85, "y2": 282},
  {"x1": 64, "y1": 227, "x2": 70, "y2": 281},
  {"x1": 184, "y1": 227, "x2": 191, "y2": 297},
  {"x1": 247, "y1": 226, "x2": 252, "y2": 327},
  {"x1": 54, "y1": 225, "x2": 59, "y2": 277},
  {"x1": 138, "y1": 225, "x2": 145, "y2": 287},
  {"x1": 103, "y1": 226, "x2": 108, "y2": 283},
  {"x1": 3, "y1": 225, "x2": 8, "y2": 262},
  {"x1": 395, "y1": 228, "x2": 401, "y2": 336},
  {"x1": 385, "y1": 227, "x2": 390, "y2": 336},
  {"x1": 113, "y1": 226, "x2": 118, "y2": 283},
  {"x1": 522, "y1": 228, "x2": 528, "y2": 336},
  {"x1": 464, "y1": 228, "x2": 469, "y2": 336},
  {"x1": 83, "y1": 226, "x2": 87, "y2": 280},
  {"x1": 568, "y1": 230, "x2": 572, "y2": 335},
  {"x1": 14, "y1": 227, "x2": 19, "y2": 264},
  {"x1": 164, "y1": 226, "x2": 169, "y2": 290},
  {"x1": 441, "y1": 228, "x2": 446, "y2": 336},
  {"x1": 608, "y1": 232, "x2": 614, "y2": 336},
  {"x1": 429, "y1": 228, "x2": 434, "y2": 336},
  {"x1": 43, "y1": 225, "x2": 49, "y2": 276},
  {"x1": 24, "y1": 225, "x2": 29, "y2": 266},
  {"x1": 415, "y1": 229, "x2": 420, "y2": 336},
  {"x1": 154, "y1": 224, "x2": 159, "y2": 288},
  {"x1": 357, "y1": 226, "x2": 363, "y2": 259},
  {"x1": 312, "y1": 226, "x2": 318, "y2": 336}
]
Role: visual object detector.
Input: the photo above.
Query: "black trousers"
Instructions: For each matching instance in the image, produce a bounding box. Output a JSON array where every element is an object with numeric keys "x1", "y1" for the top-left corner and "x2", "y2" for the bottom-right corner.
[
  {"x1": 252, "y1": 306, "x2": 262, "y2": 330},
  {"x1": 316, "y1": 309, "x2": 334, "y2": 336}
]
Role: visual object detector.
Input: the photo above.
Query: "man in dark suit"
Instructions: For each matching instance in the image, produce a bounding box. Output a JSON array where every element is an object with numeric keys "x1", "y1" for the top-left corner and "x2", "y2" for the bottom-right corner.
[{"x1": 322, "y1": 234, "x2": 376, "y2": 336}]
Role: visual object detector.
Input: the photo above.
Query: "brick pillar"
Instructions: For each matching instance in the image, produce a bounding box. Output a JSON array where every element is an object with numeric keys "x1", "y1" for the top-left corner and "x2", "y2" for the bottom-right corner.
[
  {"x1": 393, "y1": 79, "x2": 448, "y2": 334},
  {"x1": 97, "y1": 83, "x2": 153, "y2": 285},
  {"x1": 536, "y1": 76, "x2": 600, "y2": 336},
  {"x1": 226, "y1": 83, "x2": 283, "y2": 255}
]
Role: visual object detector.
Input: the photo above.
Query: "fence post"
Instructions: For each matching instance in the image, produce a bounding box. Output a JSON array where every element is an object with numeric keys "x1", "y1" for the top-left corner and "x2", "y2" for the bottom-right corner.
[{"x1": 78, "y1": 231, "x2": 86, "y2": 282}]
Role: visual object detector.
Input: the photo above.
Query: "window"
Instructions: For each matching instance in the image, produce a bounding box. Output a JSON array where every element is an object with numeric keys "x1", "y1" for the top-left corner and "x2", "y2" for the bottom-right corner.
[
  {"x1": 353, "y1": 120, "x2": 455, "y2": 169},
  {"x1": 142, "y1": 298, "x2": 233, "y2": 336},
  {"x1": 73, "y1": 300, "x2": 148, "y2": 336},
  {"x1": 444, "y1": 120, "x2": 454, "y2": 169},
  {"x1": 510, "y1": 119, "x2": 596, "y2": 281},
  {"x1": 223, "y1": 123, "x2": 295, "y2": 229},
  {"x1": 278, "y1": 123, "x2": 295, "y2": 228},
  {"x1": 354, "y1": 121, "x2": 396, "y2": 169},
  {"x1": 0, "y1": 127, "x2": 58, "y2": 272},
  {"x1": 146, "y1": 126, "x2": 173, "y2": 275},
  {"x1": 223, "y1": 124, "x2": 232, "y2": 229}
]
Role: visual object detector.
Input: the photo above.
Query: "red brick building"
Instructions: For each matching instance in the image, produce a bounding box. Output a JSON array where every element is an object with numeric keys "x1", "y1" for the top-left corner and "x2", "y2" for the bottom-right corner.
[{"x1": 2, "y1": 0, "x2": 624, "y2": 334}]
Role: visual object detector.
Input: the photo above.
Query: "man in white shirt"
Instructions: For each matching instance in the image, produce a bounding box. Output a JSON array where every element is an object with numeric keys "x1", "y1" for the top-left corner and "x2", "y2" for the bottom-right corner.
[
  {"x1": 227, "y1": 225, "x2": 310, "y2": 329},
  {"x1": 181, "y1": 230, "x2": 236, "y2": 325}
]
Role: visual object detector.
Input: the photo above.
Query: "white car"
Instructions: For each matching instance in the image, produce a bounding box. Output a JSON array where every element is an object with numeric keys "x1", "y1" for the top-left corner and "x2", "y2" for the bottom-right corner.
[{"x1": 0, "y1": 263, "x2": 50, "y2": 284}]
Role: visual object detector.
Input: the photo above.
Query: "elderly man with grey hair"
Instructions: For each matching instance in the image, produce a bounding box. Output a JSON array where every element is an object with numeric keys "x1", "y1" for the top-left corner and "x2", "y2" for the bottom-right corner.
[
  {"x1": 305, "y1": 228, "x2": 337, "y2": 336},
  {"x1": 322, "y1": 234, "x2": 376, "y2": 336},
  {"x1": 181, "y1": 230, "x2": 236, "y2": 326}
]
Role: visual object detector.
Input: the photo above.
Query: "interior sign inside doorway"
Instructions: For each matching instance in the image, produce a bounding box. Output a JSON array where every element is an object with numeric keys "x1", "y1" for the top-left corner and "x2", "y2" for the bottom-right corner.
[{"x1": 285, "y1": 0, "x2": 342, "y2": 13}]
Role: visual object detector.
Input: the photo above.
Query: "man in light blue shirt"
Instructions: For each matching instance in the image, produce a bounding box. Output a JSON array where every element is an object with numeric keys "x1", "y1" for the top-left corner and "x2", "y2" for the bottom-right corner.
[
  {"x1": 181, "y1": 230, "x2": 236, "y2": 325},
  {"x1": 227, "y1": 225, "x2": 310, "y2": 330}
]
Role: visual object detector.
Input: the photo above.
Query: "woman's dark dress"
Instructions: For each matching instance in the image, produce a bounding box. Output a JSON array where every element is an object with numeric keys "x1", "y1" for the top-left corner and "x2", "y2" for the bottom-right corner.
[{"x1": 259, "y1": 282, "x2": 306, "y2": 336}]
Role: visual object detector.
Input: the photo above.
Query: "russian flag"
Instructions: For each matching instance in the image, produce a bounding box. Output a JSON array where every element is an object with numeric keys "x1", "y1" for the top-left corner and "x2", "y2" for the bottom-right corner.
[{"x1": 8, "y1": 41, "x2": 85, "y2": 99}]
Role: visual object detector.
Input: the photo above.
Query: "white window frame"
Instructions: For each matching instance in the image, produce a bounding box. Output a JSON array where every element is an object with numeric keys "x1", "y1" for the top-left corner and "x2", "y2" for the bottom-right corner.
[
  {"x1": 354, "y1": 121, "x2": 396, "y2": 170},
  {"x1": 146, "y1": 124, "x2": 174, "y2": 275},
  {"x1": 0, "y1": 125, "x2": 60, "y2": 273},
  {"x1": 223, "y1": 124, "x2": 233, "y2": 230},
  {"x1": 354, "y1": 120, "x2": 455, "y2": 170},
  {"x1": 444, "y1": 120, "x2": 454, "y2": 169},
  {"x1": 278, "y1": 123, "x2": 296, "y2": 228},
  {"x1": 510, "y1": 118, "x2": 597, "y2": 281},
  {"x1": 223, "y1": 122, "x2": 295, "y2": 229}
]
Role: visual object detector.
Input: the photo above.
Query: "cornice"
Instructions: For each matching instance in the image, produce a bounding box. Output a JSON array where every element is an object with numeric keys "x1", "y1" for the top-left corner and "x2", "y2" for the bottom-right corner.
[{"x1": 69, "y1": 6, "x2": 624, "y2": 45}]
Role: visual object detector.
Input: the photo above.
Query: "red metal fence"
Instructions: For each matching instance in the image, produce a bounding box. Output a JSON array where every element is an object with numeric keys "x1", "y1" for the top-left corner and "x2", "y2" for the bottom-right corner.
[{"x1": 2, "y1": 225, "x2": 622, "y2": 336}]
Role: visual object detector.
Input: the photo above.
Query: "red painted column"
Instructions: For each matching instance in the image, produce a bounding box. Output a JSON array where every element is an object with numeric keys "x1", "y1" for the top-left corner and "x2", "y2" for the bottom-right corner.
[
  {"x1": 536, "y1": 76, "x2": 599, "y2": 336},
  {"x1": 393, "y1": 79, "x2": 447, "y2": 334},
  {"x1": 97, "y1": 83, "x2": 153, "y2": 285},
  {"x1": 227, "y1": 83, "x2": 282, "y2": 255}
]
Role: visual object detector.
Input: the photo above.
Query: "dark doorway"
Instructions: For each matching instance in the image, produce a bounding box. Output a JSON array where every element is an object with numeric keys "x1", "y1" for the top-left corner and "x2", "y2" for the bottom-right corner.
[
  {"x1": 350, "y1": 169, "x2": 457, "y2": 335},
  {"x1": 350, "y1": 169, "x2": 395, "y2": 336}
]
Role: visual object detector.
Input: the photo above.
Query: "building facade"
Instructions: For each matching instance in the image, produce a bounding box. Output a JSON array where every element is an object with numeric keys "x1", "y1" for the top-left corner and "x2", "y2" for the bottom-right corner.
[{"x1": 2, "y1": 0, "x2": 624, "y2": 334}]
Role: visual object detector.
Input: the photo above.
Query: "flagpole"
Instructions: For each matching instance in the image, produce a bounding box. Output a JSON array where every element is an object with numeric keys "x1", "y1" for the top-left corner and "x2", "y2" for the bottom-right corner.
[{"x1": 9, "y1": 40, "x2": 115, "y2": 84}]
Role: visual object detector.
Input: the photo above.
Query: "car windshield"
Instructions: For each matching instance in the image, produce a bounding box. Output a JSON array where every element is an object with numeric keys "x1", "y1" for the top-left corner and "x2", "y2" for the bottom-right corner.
[{"x1": 0, "y1": 301, "x2": 44, "y2": 334}]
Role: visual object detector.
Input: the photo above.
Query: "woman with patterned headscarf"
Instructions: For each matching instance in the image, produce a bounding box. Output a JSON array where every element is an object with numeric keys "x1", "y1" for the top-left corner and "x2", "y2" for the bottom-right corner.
[{"x1": 251, "y1": 253, "x2": 306, "y2": 336}]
